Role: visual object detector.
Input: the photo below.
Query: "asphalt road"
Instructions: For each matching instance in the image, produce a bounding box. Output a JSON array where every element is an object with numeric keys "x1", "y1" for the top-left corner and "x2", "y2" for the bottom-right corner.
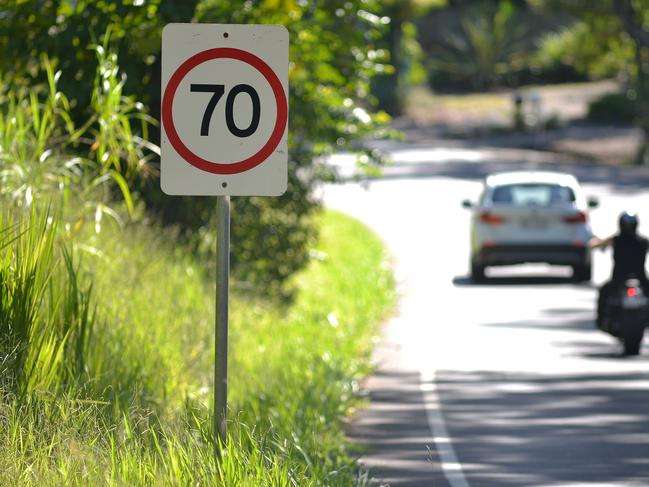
[{"x1": 323, "y1": 143, "x2": 649, "y2": 486}]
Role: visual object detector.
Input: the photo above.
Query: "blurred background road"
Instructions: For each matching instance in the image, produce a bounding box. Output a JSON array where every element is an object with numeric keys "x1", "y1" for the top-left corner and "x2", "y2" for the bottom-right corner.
[{"x1": 324, "y1": 144, "x2": 649, "y2": 486}]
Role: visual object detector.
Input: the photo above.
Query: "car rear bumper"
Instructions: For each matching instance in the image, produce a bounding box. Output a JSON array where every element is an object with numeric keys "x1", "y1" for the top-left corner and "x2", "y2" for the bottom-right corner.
[{"x1": 476, "y1": 244, "x2": 589, "y2": 267}]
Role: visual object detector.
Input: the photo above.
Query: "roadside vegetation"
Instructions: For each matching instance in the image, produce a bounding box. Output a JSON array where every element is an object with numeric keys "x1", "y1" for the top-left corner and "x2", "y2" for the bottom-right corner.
[
  {"x1": 0, "y1": 203, "x2": 394, "y2": 484},
  {"x1": 0, "y1": 2, "x2": 397, "y2": 484},
  {"x1": 0, "y1": 53, "x2": 395, "y2": 482}
]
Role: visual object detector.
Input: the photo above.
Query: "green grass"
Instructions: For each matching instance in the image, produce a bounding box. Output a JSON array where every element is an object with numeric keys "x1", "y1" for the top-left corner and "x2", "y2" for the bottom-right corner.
[{"x1": 0, "y1": 208, "x2": 395, "y2": 485}]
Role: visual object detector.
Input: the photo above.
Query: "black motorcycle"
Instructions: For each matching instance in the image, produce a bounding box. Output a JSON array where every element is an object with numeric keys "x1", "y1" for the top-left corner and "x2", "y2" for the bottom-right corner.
[{"x1": 600, "y1": 277, "x2": 649, "y2": 355}]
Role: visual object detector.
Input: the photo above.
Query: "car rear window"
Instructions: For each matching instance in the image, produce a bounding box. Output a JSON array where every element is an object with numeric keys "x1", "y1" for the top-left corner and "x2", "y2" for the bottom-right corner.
[{"x1": 490, "y1": 184, "x2": 575, "y2": 206}]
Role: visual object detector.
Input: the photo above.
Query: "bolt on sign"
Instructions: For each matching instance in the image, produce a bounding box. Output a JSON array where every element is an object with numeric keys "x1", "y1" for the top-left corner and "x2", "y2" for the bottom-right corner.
[{"x1": 161, "y1": 24, "x2": 288, "y2": 196}]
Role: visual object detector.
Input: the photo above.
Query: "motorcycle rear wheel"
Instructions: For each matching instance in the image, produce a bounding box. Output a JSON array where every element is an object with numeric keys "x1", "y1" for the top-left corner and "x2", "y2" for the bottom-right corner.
[{"x1": 622, "y1": 321, "x2": 644, "y2": 356}]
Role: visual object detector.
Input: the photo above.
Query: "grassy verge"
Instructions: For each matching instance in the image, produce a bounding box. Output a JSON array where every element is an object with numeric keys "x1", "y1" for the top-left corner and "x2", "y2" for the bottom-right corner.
[{"x1": 0, "y1": 208, "x2": 395, "y2": 485}]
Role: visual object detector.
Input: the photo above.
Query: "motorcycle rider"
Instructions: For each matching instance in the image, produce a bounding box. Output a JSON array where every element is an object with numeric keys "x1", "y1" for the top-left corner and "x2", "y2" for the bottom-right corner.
[{"x1": 591, "y1": 211, "x2": 649, "y2": 330}]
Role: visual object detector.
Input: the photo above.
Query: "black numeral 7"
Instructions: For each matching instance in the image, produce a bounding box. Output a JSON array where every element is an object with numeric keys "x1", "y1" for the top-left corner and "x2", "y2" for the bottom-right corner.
[{"x1": 190, "y1": 84, "x2": 225, "y2": 136}]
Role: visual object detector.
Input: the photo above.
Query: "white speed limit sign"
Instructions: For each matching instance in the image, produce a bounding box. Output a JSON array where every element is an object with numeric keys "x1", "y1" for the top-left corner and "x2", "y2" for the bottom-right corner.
[{"x1": 161, "y1": 24, "x2": 288, "y2": 196}]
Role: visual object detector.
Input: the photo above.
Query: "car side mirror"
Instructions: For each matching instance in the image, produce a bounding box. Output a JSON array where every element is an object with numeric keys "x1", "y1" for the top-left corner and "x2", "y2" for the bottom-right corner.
[
  {"x1": 462, "y1": 199, "x2": 473, "y2": 209},
  {"x1": 587, "y1": 197, "x2": 599, "y2": 209}
]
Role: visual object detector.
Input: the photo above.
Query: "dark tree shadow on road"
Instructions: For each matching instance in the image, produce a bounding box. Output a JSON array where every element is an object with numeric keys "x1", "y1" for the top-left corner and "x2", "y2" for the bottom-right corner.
[
  {"x1": 543, "y1": 307, "x2": 594, "y2": 315},
  {"x1": 482, "y1": 316, "x2": 596, "y2": 333},
  {"x1": 452, "y1": 275, "x2": 593, "y2": 287},
  {"x1": 481, "y1": 304, "x2": 597, "y2": 333},
  {"x1": 559, "y1": 336, "x2": 649, "y2": 361},
  {"x1": 478, "y1": 305, "x2": 646, "y2": 354},
  {"x1": 431, "y1": 369, "x2": 649, "y2": 486},
  {"x1": 347, "y1": 369, "x2": 451, "y2": 487}
]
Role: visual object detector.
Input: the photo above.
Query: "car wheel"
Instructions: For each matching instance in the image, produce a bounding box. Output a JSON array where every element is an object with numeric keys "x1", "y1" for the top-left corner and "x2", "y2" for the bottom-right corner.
[
  {"x1": 572, "y1": 262, "x2": 592, "y2": 282},
  {"x1": 471, "y1": 258, "x2": 486, "y2": 282}
]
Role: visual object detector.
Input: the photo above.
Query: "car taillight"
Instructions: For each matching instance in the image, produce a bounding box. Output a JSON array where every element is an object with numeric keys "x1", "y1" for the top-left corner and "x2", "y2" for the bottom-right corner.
[
  {"x1": 627, "y1": 287, "x2": 638, "y2": 298},
  {"x1": 564, "y1": 211, "x2": 587, "y2": 224},
  {"x1": 479, "y1": 211, "x2": 505, "y2": 224}
]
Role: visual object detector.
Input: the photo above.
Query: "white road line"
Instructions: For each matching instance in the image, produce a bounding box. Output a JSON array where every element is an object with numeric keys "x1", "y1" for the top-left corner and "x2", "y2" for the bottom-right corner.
[{"x1": 420, "y1": 371, "x2": 470, "y2": 487}]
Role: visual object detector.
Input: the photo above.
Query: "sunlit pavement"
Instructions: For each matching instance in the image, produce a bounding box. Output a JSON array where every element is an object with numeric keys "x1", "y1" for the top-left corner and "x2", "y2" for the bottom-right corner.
[{"x1": 323, "y1": 145, "x2": 649, "y2": 486}]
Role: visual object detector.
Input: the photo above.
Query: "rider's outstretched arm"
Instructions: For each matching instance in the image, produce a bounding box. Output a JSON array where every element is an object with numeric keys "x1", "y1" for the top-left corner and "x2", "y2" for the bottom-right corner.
[{"x1": 590, "y1": 236, "x2": 613, "y2": 249}]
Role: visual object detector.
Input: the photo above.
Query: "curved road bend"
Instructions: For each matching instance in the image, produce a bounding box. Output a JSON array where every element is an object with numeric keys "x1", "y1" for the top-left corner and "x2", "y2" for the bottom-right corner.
[{"x1": 323, "y1": 145, "x2": 649, "y2": 486}]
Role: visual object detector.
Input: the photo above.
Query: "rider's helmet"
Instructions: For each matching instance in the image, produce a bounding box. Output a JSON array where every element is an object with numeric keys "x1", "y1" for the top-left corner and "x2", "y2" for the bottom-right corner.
[{"x1": 619, "y1": 211, "x2": 639, "y2": 236}]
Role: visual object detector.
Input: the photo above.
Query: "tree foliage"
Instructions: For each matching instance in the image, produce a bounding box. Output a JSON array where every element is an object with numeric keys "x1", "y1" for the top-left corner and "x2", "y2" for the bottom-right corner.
[
  {"x1": 418, "y1": 0, "x2": 568, "y2": 91},
  {"x1": 534, "y1": 0, "x2": 649, "y2": 164},
  {"x1": 533, "y1": 20, "x2": 633, "y2": 79},
  {"x1": 1, "y1": 0, "x2": 391, "y2": 294},
  {"x1": 0, "y1": 0, "x2": 197, "y2": 119}
]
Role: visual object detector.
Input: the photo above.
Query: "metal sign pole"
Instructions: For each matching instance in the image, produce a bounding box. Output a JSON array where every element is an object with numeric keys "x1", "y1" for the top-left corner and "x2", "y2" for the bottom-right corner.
[{"x1": 215, "y1": 195, "x2": 230, "y2": 451}]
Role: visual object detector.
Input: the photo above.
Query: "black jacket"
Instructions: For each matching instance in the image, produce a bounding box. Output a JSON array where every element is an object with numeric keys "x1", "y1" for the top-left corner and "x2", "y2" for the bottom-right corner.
[{"x1": 612, "y1": 234, "x2": 649, "y2": 282}]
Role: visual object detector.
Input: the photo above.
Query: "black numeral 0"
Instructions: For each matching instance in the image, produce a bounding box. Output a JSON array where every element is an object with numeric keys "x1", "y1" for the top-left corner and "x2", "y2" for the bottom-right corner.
[
  {"x1": 190, "y1": 83, "x2": 261, "y2": 138},
  {"x1": 226, "y1": 84, "x2": 260, "y2": 137}
]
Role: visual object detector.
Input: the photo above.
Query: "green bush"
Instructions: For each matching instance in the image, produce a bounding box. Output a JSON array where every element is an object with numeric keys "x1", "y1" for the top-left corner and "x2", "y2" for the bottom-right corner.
[
  {"x1": 533, "y1": 20, "x2": 635, "y2": 82},
  {"x1": 587, "y1": 92, "x2": 639, "y2": 124}
]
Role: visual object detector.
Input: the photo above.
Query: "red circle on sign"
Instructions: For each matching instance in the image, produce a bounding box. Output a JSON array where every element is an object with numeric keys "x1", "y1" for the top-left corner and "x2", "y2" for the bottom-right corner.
[{"x1": 162, "y1": 48, "x2": 288, "y2": 175}]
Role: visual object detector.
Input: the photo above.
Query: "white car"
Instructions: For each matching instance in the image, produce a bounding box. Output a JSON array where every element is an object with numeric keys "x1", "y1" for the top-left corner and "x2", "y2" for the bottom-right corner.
[{"x1": 462, "y1": 171, "x2": 598, "y2": 282}]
